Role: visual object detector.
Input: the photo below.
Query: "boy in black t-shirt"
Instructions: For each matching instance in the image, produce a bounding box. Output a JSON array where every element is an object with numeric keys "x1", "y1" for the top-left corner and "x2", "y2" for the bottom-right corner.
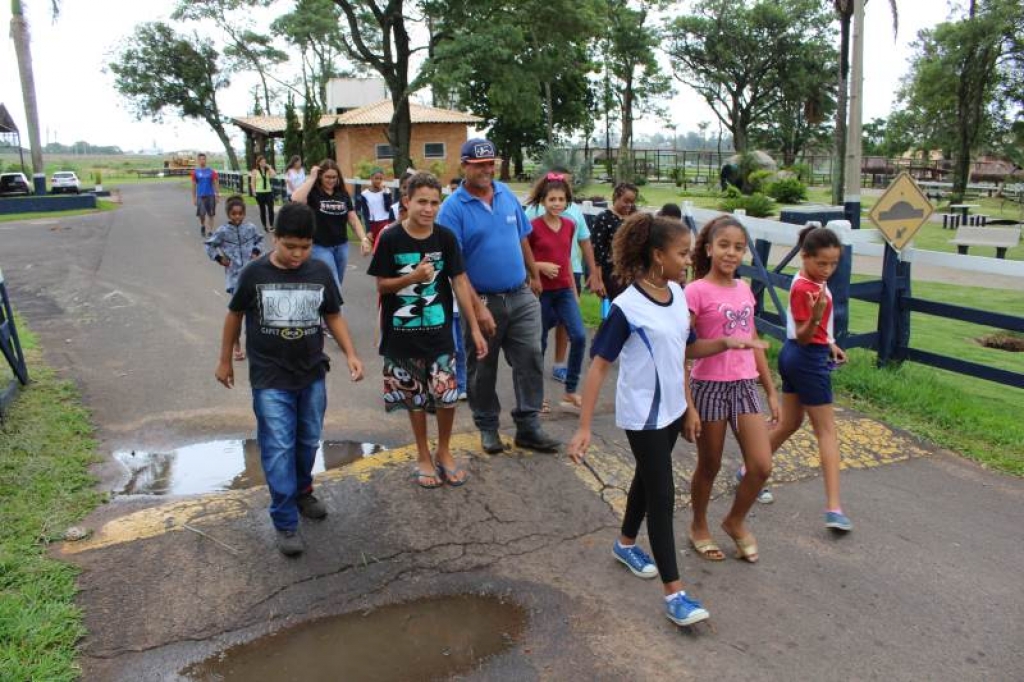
[
  {"x1": 368, "y1": 172, "x2": 487, "y2": 488},
  {"x1": 216, "y1": 203, "x2": 364, "y2": 556}
]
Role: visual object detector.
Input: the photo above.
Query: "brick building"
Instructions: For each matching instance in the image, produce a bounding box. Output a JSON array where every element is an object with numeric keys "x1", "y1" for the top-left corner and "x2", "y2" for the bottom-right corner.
[{"x1": 231, "y1": 99, "x2": 481, "y2": 185}]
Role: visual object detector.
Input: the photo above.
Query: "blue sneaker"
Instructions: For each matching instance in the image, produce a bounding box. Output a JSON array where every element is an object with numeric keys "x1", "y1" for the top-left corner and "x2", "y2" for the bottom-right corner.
[
  {"x1": 551, "y1": 366, "x2": 567, "y2": 383},
  {"x1": 735, "y1": 468, "x2": 774, "y2": 504},
  {"x1": 825, "y1": 511, "x2": 853, "y2": 532},
  {"x1": 665, "y1": 592, "x2": 710, "y2": 627},
  {"x1": 612, "y1": 541, "x2": 658, "y2": 579}
]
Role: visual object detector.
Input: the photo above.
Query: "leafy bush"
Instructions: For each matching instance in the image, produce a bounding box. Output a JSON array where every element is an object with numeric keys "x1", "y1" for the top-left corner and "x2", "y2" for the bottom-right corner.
[
  {"x1": 354, "y1": 158, "x2": 391, "y2": 179},
  {"x1": 717, "y1": 192, "x2": 777, "y2": 217},
  {"x1": 767, "y1": 177, "x2": 808, "y2": 203},
  {"x1": 634, "y1": 176, "x2": 648, "y2": 186},
  {"x1": 747, "y1": 169, "x2": 775, "y2": 193},
  {"x1": 786, "y1": 163, "x2": 812, "y2": 183},
  {"x1": 537, "y1": 147, "x2": 594, "y2": 190},
  {"x1": 669, "y1": 167, "x2": 687, "y2": 187}
]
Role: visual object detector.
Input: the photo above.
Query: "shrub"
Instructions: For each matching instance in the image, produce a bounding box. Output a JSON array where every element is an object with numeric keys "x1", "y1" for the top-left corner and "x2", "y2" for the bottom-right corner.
[
  {"x1": 747, "y1": 169, "x2": 775, "y2": 193},
  {"x1": 717, "y1": 192, "x2": 776, "y2": 217},
  {"x1": 354, "y1": 158, "x2": 391, "y2": 180},
  {"x1": 767, "y1": 177, "x2": 808, "y2": 203},
  {"x1": 668, "y1": 167, "x2": 687, "y2": 187},
  {"x1": 537, "y1": 147, "x2": 594, "y2": 189},
  {"x1": 786, "y1": 163, "x2": 812, "y2": 183}
]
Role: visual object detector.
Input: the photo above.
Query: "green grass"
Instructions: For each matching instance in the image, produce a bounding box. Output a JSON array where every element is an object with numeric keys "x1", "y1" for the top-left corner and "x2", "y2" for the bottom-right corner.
[
  {"x1": 0, "y1": 199, "x2": 119, "y2": 224},
  {"x1": 579, "y1": 277, "x2": 1024, "y2": 475},
  {"x1": 0, "y1": 318, "x2": 103, "y2": 681}
]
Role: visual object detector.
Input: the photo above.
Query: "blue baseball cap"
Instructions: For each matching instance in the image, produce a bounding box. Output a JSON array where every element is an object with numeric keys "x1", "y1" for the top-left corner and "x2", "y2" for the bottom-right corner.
[{"x1": 460, "y1": 138, "x2": 496, "y2": 164}]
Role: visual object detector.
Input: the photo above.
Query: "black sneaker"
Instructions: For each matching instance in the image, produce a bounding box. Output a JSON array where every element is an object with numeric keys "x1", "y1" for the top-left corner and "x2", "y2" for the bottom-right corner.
[
  {"x1": 297, "y1": 491, "x2": 328, "y2": 519},
  {"x1": 275, "y1": 529, "x2": 304, "y2": 556},
  {"x1": 514, "y1": 428, "x2": 560, "y2": 453}
]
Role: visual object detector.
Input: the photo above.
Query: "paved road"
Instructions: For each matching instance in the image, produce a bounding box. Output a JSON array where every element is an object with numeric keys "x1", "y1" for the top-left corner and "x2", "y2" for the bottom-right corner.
[{"x1": 3, "y1": 183, "x2": 1022, "y2": 680}]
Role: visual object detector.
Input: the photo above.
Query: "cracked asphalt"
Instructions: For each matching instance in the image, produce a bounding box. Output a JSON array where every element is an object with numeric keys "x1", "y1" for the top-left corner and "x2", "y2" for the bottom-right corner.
[{"x1": 3, "y1": 183, "x2": 1022, "y2": 681}]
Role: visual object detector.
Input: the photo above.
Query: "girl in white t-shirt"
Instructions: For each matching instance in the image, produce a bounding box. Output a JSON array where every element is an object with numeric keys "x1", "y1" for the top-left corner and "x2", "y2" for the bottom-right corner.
[
  {"x1": 568, "y1": 212, "x2": 762, "y2": 628},
  {"x1": 686, "y1": 215, "x2": 779, "y2": 564},
  {"x1": 284, "y1": 155, "x2": 306, "y2": 201}
]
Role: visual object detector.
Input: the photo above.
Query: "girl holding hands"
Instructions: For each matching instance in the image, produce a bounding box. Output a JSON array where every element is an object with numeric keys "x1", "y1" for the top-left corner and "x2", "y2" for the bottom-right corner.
[
  {"x1": 686, "y1": 216, "x2": 778, "y2": 564},
  {"x1": 568, "y1": 213, "x2": 760, "y2": 628}
]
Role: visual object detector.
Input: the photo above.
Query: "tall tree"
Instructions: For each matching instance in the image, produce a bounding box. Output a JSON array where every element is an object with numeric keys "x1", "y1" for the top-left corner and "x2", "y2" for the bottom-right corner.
[
  {"x1": 665, "y1": 0, "x2": 833, "y2": 155},
  {"x1": 301, "y1": 94, "x2": 328, "y2": 165},
  {"x1": 271, "y1": 0, "x2": 355, "y2": 111},
  {"x1": 110, "y1": 22, "x2": 240, "y2": 170},
  {"x1": 330, "y1": 0, "x2": 433, "y2": 176},
  {"x1": 172, "y1": 0, "x2": 286, "y2": 118},
  {"x1": 9, "y1": 0, "x2": 60, "y2": 176},
  {"x1": 283, "y1": 95, "x2": 303, "y2": 162},
  {"x1": 831, "y1": 0, "x2": 898, "y2": 204},
  {"x1": 425, "y1": 0, "x2": 601, "y2": 179},
  {"x1": 604, "y1": 0, "x2": 670, "y2": 182}
]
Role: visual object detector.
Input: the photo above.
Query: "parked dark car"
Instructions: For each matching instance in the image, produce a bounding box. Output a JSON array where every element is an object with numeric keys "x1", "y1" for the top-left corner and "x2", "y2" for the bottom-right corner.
[{"x1": 0, "y1": 172, "x2": 32, "y2": 196}]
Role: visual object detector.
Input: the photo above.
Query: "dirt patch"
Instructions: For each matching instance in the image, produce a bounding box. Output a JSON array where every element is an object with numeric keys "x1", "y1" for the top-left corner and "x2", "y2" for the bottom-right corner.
[{"x1": 977, "y1": 332, "x2": 1024, "y2": 352}]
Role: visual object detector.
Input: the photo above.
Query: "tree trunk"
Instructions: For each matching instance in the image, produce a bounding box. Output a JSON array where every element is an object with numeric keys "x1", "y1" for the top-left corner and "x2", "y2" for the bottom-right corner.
[
  {"x1": 832, "y1": 7, "x2": 851, "y2": 206},
  {"x1": 210, "y1": 118, "x2": 240, "y2": 171},
  {"x1": 10, "y1": 10, "x2": 44, "y2": 176},
  {"x1": 544, "y1": 81, "x2": 554, "y2": 146},
  {"x1": 387, "y1": 88, "x2": 413, "y2": 176},
  {"x1": 499, "y1": 151, "x2": 512, "y2": 181},
  {"x1": 615, "y1": 77, "x2": 634, "y2": 182}
]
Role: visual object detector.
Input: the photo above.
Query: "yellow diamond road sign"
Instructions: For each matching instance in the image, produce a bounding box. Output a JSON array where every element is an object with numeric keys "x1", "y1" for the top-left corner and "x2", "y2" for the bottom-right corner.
[{"x1": 868, "y1": 172, "x2": 934, "y2": 252}]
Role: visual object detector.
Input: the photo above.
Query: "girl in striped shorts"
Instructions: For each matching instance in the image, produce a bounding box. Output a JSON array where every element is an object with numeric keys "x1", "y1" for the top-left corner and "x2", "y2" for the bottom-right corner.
[{"x1": 686, "y1": 215, "x2": 779, "y2": 563}]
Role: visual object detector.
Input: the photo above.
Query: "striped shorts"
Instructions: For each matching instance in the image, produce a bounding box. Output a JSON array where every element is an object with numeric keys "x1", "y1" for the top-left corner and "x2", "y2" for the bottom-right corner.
[{"x1": 690, "y1": 378, "x2": 763, "y2": 432}]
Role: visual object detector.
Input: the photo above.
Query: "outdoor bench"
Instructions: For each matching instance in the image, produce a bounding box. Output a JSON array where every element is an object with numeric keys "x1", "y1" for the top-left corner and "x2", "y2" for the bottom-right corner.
[{"x1": 948, "y1": 225, "x2": 1021, "y2": 259}]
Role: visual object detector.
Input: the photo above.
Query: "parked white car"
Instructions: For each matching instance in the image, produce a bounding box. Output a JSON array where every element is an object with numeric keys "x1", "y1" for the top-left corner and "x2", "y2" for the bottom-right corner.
[{"x1": 51, "y1": 171, "x2": 81, "y2": 194}]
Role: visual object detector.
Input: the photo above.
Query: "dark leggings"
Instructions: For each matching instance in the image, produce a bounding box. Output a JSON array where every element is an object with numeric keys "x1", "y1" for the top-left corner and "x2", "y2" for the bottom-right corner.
[
  {"x1": 255, "y1": 192, "x2": 275, "y2": 231},
  {"x1": 622, "y1": 417, "x2": 682, "y2": 584}
]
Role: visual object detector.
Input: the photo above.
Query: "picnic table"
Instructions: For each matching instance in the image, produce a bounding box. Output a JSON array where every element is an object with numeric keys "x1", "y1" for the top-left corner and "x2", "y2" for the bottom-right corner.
[{"x1": 949, "y1": 203, "x2": 980, "y2": 222}]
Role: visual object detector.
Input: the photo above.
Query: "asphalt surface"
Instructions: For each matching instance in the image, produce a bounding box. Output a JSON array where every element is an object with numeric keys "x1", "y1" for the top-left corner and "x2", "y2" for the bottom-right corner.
[{"x1": 2, "y1": 182, "x2": 1022, "y2": 681}]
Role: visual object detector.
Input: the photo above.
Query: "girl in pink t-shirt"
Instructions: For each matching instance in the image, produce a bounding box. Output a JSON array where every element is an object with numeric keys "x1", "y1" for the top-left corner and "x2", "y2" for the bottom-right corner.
[{"x1": 686, "y1": 215, "x2": 779, "y2": 564}]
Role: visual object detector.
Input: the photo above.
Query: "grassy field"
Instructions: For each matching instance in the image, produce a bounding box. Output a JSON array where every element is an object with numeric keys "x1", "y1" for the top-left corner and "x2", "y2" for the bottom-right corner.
[
  {"x1": 578, "y1": 275, "x2": 1024, "y2": 476},
  {"x1": 0, "y1": 318, "x2": 103, "y2": 681}
]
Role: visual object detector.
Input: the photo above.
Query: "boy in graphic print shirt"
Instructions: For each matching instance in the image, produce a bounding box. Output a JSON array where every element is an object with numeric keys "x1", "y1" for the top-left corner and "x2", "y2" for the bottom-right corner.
[
  {"x1": 368, "y1": 172, "x2": 486, "y2": 489},
  {"x1": 215, "y1": 203, "x2": 364, "y2": 557}
]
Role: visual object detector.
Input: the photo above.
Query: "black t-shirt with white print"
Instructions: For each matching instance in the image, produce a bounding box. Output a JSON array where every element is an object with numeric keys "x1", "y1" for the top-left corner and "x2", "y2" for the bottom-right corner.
[
  {"x1": 307, "y1": 185, "x2": 353, "y2": 247},
  {"x1": 228, "y1": 255, "x2": 343, "y2": 390},
  {"x1": 367, "y1": 223, "x2": 465, "y2": 359}
]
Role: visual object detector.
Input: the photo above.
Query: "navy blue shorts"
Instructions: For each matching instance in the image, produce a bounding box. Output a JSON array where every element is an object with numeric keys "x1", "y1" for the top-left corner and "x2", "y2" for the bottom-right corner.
[{"x1": 778, "y1": 340, "x2": 832, "y2": 406}]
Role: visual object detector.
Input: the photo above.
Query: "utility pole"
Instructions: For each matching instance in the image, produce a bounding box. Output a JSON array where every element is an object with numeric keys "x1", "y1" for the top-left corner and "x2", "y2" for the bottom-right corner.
[{"x1": 843, "y1": 0, "x2": 865, "y2": 229}]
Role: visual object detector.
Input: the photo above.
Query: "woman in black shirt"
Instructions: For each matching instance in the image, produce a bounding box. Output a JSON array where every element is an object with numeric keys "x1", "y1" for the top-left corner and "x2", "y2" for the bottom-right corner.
[
  {"x1": 291, "y1": 158, "x2": 371, "y2": 293},
  {"x1": 590, "y1": 182, "x2": 639, "y2": 303}
]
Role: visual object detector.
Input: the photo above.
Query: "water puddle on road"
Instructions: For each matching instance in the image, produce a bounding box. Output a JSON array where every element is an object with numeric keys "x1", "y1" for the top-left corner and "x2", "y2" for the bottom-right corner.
[
  {"x1": 114, "y1": 439, "x2": 385, "y2": 496},
  {"x1": 182, "y1": 595, "x2": 526, "y2": 682}
]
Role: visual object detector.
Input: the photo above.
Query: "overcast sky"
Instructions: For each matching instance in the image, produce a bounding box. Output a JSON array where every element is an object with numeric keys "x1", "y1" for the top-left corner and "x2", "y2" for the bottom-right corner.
[{"x1": 1, "y1": 0, "x2": 956, "y2": 156}]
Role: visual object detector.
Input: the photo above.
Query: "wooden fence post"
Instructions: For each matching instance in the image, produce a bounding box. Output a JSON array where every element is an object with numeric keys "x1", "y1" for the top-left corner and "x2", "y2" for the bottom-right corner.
[
  {"x1": 830, "y1": 243, "x2": 853, "y2": 346},
  {"x1": 876, "y1": 244, "x2": 912, "y2": 364}
]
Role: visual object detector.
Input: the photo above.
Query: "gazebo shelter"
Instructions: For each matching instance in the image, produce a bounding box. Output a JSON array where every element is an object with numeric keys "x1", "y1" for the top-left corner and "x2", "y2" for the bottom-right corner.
[
  {"x1": 231, "y1": 100, "x2": 481, "y2": 182},
  {"x1": 0, "y1": 104, "x2": 27, "y2": 174}
]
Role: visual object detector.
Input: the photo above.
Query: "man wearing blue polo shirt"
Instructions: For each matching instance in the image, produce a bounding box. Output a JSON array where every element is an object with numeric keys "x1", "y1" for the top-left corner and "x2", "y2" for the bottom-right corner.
[{"x1": 437, "y1": 139, "x2": 559, "y2": 454}]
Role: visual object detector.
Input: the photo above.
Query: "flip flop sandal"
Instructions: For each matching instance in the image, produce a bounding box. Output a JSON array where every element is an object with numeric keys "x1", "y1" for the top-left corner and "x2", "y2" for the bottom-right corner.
[
  {"x1": 731, "y1": 534, "x2": 759, "y2": 563},
  {"x1": 540, "y1": 399, "x2": 551, "y2": 414},
  {"x1": 411, "y1": 468, "x2": 443, "y2": 489},
  {"x1": 689, "y1": 534, "x2": 726, "y2": 562},
  {"x1": 436, "y1": 464, "x2": 469, "y2": 487}
]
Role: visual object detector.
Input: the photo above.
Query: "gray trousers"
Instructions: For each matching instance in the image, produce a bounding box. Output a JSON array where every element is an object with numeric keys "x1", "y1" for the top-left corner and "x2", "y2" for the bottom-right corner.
[{"x1": 465, "y1": 284, "x2": 544, "y2": 433}]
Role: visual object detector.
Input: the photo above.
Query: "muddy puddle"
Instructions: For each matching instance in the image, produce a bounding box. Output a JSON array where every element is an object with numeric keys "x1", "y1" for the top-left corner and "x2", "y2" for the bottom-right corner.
[
  {"x1": 182, "y1": 594, "x2": 526, "y2": 682},
  {"x1": 114, "y1": 439, "x2": 385, "y2": 496}
]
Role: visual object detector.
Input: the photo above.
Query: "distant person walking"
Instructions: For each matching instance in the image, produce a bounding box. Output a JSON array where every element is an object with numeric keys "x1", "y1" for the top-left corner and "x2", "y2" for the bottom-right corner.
[
  {"x1": 250, "y1": 154, "x2": 277, "y2": 232},
  {"x1": 205, "y1": 195, "x2": 263, "y2": 361},
  {"x1": 284, "y1": 155, "x2": 306, "y2": 201},
  {"x1": 291, "y1": 158, "x2": 371, "y2": 294},
  {"x1": 192, "y1": 152, "x2": 220, "y2": 238},
  {"x1": 436, "y1": 138, "x2": 559, "y2": 455}
]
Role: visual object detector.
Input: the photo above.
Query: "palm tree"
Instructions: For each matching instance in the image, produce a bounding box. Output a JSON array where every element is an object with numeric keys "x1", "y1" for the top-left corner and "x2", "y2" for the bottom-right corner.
[
  {"x1": 832, "y1": 0, "x2": 898, "y2": 205},
  {"x1": 9, "y1": 0, "x2": 59, "y2": 177}
]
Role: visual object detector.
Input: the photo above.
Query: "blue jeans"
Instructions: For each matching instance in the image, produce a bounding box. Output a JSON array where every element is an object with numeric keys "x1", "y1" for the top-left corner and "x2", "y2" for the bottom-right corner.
[
  {"x1": 453, "y1": 311, "x2": 467, "y2": 394},
  {"x1": 252, "y1": 378, "x2": 327, "y2": 531},
  {"x1": 539, "y1": 288, "x2": 586, "y2": 393},
  {"x1": 312, "y1": 242, "x2": 349, "y2": 292}
]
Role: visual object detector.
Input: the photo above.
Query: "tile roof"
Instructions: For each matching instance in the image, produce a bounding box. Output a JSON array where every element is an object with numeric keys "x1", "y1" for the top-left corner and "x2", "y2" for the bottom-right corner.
[{"x1": 231, "y1": 100, "x2": 480, "y2": 135}]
